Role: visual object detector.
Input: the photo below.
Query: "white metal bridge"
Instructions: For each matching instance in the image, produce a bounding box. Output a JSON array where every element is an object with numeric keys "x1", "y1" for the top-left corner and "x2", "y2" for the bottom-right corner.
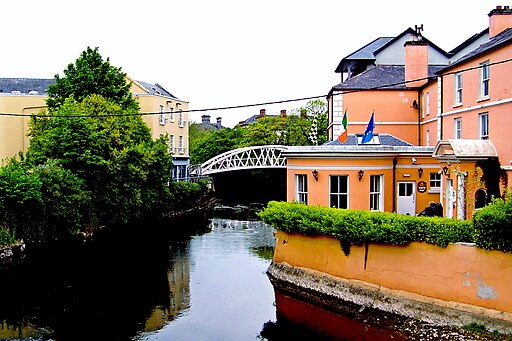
[{"x1": 188, "y1": 145, "x2": 287, "y2": 176}]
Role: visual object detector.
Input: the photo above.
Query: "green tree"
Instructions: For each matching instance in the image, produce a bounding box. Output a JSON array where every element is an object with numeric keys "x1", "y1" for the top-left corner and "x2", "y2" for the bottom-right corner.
[
  {"x1": 27, "y1": 95, "x2": 172, "y2": 226},
  {"x1": 46, "y1": 47, "x2": 138, "y2": 111},
  {"x1": 190, "y1": 126, "x2": 244, "y2": 164},
  {"x1": 0, "y1": 158, "x2": 90, "y2": 243}
]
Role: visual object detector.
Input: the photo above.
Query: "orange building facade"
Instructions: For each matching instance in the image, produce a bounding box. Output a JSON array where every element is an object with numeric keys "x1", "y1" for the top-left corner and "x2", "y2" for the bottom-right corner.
[{"x1": 292, "y1": 6, "x2": 512, "y2": 219}]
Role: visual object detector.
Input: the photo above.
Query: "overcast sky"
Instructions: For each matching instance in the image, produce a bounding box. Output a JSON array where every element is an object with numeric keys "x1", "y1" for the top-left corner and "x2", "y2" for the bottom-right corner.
[{"x1": 2, "y1": 1, "x2": 499, "y2": 127}]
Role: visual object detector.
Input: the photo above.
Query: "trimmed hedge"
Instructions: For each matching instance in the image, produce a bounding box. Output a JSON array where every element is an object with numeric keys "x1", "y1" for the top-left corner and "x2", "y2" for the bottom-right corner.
[
  {"x1": 258, "y1": 201, "x2": 474, "y2": 255},
  {"x1": 473, "y1": 195, "x2": 512, "y2": 253}
]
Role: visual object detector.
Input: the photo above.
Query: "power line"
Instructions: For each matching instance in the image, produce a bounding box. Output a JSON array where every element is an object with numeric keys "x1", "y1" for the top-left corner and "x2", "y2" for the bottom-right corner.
[{"x1": 1, "y1": 57, "x2": 511, "y2": 118}]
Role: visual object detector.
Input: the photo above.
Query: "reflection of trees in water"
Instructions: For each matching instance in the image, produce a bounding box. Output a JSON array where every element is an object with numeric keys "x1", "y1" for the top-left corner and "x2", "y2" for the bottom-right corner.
[
  {"x1": 210, "y1": 218, "x2": 275, "y2": 261},
  {"x1": 0, "y1": 216, "x2": 210, "y2": 340}
]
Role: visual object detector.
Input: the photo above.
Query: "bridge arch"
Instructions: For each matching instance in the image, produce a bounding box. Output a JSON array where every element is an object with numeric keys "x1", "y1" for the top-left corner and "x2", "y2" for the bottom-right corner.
[{"x1": 189, "y1": 145, "x2": 287, "y2": 176}]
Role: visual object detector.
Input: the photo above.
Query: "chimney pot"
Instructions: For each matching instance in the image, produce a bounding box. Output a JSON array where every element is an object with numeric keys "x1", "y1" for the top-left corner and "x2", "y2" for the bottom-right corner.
[
  {"x1": 259, "y1": 109, "x2": 266, "y2": 117},
  {"x1": 201, "y1": 115, "x2": 211, "y2": 125},
  {"x1": 280, "y1": 109, "x2": 287, "y2": 118},
  {"x1": 216, "y1": 117, "x2": 222, "y2": 129}
]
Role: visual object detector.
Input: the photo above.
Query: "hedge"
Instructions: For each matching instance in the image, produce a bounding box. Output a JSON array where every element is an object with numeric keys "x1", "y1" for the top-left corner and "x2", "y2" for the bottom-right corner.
[
  {"x1": 473, "y1": 195, "x2": 512, "y2": 253},
  {"x1": 258, "y1": 201, "x2": 474, "y2": 255}
]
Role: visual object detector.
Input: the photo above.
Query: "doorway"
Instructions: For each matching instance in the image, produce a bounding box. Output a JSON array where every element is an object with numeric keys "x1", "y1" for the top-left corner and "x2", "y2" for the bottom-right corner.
[{"x1": 397, "y1": 181, "x2": 416, "y2": 215}]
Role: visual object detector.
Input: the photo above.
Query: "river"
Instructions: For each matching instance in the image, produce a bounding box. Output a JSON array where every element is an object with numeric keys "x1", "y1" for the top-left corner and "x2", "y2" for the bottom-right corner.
[{"x1": 0, "y1": 210, "x2": 491, "y2": 340}]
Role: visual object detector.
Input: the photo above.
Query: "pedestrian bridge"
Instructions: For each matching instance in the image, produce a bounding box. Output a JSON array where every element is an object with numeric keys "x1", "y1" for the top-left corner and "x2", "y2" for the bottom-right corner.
[{"x1": 189, "y1": 145, "x2": 287, "y2": 176}]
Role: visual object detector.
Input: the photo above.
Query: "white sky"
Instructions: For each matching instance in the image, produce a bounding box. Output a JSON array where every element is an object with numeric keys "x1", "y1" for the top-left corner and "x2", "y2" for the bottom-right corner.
[{"x1": 2, "y1": 1, "x2": 499, "y2": 127}]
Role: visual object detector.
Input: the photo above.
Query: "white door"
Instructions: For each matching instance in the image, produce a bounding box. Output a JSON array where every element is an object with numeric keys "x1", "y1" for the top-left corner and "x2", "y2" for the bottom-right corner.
[
  {"x1": 446, "y1": 179, "x2": 455, "y2": 219},
  {"x1": 397, "y1": 182, "x2": 416, "y2": 216}
]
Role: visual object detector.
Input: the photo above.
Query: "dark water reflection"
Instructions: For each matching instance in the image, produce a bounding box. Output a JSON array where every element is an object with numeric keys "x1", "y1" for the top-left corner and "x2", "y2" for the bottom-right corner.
[{"x1": 0, "y1": 212, "x2": 410, "y2": 341}]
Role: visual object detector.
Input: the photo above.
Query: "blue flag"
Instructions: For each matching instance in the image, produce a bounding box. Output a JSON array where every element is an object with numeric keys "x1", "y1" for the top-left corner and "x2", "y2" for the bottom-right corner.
[{"x1": 361, "y1": 112, "x2": 375, "y2": 144}]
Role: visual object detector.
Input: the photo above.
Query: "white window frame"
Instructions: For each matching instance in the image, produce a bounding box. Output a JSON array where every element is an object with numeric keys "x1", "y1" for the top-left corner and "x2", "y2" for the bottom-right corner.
[
  {"x1": 159, "y1": 105, "x2": 165, "y2": 125},
  {"x1": 178, "y1": 135, "x2": 184, "y2": 154},
  {"x1": 454, "y1": 118, "x2": 462, "y2": 139},
  {"x1": 426, "y1": 129, "x2": 430, "y2": 146},
  {"x1": 329, "y1": 175, "x2": 349, "y2": 209},
  {"x1": 169, "y1": 134, "x2": 175, "y2": 154},
  {"x1": 178, "y1": 110, "x2": 184, "y2": 127},
  {"x1": 429, "y1": 172, "x2": 441, "y2": 193},
  {"x1": 480, "y1": 61, "x2": 490, "y2": 99},
  {"x1": 426, "y1": 92, "x2": 430, "y2": 116},
  {"x1": 479, "y1": 112, "x2": 489, "y2": 140},
  {"x1": 454, "y1": 73, "x2": 463, "y2": 105},
  {"x1": 295, "y1": 174, "x2": 308, "y2": 204},
  {"x1": 169, "y1": 107, "x2": 174, "y2": 122},
  {"x1": 370, "y1": 175, "x2": 383, "y2": 211}
]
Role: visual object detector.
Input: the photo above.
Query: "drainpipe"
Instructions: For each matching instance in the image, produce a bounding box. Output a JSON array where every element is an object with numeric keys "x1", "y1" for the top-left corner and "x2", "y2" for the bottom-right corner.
[
  {"x1": 440, "y1": 75, "x2": 444, "y2": 140},
  {"x1": 417, "y1": 92, "x2": 421, "y2": 146},
  {"x1": 392, "y1": 157, "x2": 397, "y2": 212}
]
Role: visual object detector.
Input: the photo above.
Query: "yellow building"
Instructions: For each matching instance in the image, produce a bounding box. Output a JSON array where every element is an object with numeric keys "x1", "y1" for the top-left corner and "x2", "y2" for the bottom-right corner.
[{"x1": 0, "y1": 77, "x2": 189, "y2": 179}]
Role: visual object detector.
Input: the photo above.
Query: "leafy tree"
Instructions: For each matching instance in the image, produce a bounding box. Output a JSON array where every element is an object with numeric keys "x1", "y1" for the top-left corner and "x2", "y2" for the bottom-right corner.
[
  {"x1": 27, "y1": 95, "x2": 172, "y2": 226},
  {"x1": 292, "y1": 99, "x2": 329, "y2": 146},
  {"x1": 0, "y1": 158, "x2": 90, "y2": 243},
  {"x1": 190, "y1": 126, "x2": 244, "y2": 164},
  {"x1": 46, "y1": 47, "x2": 138, "y2": 111}
]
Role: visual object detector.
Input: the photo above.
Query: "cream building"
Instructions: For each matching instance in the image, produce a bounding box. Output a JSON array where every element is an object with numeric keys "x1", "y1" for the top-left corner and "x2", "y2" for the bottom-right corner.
[{"x1": 0, "y1": 77, "x2": 189, "y2": 180}]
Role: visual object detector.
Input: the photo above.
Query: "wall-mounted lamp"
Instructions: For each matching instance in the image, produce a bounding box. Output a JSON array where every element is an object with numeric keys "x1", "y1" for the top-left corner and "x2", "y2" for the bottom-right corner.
[
  {"x1": 418, "y1": 167, "x2": 423, "y2": 178},
  {"x1": 358, "y1": 169, "x2": 364, "y2": 182},
  {"x1": 442, "y1": 165, "x2": 449, "y2": 176},
  {"x1": 312, "y1": 169, "x2": 319, "y2": 181},
  {"x1": 412, "y1": 100, "x2": 419, "y2": 109}
]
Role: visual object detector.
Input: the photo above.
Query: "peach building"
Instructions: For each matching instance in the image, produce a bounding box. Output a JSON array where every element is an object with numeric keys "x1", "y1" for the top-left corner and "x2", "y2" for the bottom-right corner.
[
  {"x1": 0, "y1": 77, "x2": 189, "y2": 180},
  {"x1": 292, "y1": 6, "x2": 512, "y2": 219}
]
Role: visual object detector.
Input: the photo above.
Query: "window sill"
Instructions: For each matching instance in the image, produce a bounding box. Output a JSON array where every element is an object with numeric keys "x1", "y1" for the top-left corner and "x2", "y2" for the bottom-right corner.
[
  {"x1": 477, "y1": 97, "x2": 490, "y2": 103},
  {"x1": 452, "y1": 103, "x2": 462, "y2": 108},
  {"x1": 428, "y1": 188, "x2": 441, "y2": 194}
]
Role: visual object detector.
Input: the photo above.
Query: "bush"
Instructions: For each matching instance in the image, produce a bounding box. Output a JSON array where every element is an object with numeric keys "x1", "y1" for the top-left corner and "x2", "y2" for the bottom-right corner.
[
  {"x1": 0, "y1": 228, "x2": 15, "y2": 246},
  {"x1": 473, "y1": 194, "x2": 512, "y2": 252},
  {"x1": 259, "y1": 201, "x2": 474, "y2": 255}
]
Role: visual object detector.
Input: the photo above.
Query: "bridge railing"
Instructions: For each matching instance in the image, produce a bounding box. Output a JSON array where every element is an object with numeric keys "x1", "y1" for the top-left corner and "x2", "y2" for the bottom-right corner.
[{"x1": 189, "y1": 145, "x2": 288, "y2": 176}]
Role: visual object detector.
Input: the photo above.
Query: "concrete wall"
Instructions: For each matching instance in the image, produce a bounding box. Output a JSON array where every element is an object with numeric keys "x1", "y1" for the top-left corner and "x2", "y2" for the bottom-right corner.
[{"x1": 271, "y1": 230, "x2": 512, "y2": 331}]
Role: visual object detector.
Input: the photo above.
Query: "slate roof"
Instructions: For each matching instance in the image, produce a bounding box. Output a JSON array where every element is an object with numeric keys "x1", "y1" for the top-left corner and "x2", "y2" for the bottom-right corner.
[
  {"x1": 323, "y1": 134, "x2": 412, "y2": 147},
  {"x1": 334, "y1": 37, "x2": 394, "y2": 73},
  {"x1": 135, "y1": 80, "x2": 177, "y2": 99},
  {"x1": 331, "y1": 65, "x2": 445, "y2": 90},
  {"x1": 0, "y1": 78, "x2": 54, "y2": 94},
  {"x1": 441, "y1": 28, "x2": 512, "y2": 72}
]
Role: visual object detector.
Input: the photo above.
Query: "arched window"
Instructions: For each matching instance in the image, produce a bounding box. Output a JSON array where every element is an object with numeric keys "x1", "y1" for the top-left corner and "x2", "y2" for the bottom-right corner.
[{"x1": 475, "y1": 188, "x2": 487, "y2": 209}]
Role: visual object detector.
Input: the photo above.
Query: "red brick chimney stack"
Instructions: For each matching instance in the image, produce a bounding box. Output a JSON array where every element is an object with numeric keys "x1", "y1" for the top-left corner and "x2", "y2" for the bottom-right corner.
[{"x1": 489, "y1": 5, "x2": 512, "y2": 38}]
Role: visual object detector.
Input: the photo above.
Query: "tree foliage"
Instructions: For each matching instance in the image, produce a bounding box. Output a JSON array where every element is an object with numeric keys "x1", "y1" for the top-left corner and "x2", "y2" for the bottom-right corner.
[
  {"x1": 46, "y1": 47, "x2": 138, "y2": 111},
  {"x1": 189, "y1": 100, "x2": 329, "y2": 165},
  {"x1": 27, "y1": 95, "x2": 172, "y2": 226}
]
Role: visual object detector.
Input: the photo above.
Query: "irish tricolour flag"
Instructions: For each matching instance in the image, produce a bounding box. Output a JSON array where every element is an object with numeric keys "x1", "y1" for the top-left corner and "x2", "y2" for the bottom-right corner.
[{"x1": 338, "y1": 109, "x2": 348, "y2": 143}]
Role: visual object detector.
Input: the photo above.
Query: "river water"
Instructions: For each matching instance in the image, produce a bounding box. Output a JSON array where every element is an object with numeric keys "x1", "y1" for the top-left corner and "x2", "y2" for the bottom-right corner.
[{"x1": 0, "y1": 211, "x2": 478, "y2": 340}]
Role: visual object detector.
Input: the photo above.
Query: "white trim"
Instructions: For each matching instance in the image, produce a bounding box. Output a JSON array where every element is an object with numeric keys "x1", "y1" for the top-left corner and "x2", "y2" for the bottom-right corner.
[
  {"x1": 441, "y1": 97, "x2": 512, "y2": 118},
  {"x1": 288, "y1": 165, "x2": 394, "y2": 171}
]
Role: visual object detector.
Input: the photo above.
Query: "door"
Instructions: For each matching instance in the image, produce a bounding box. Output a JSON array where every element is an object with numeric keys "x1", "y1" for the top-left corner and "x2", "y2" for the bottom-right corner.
[
  {"x1": 446, "y1": 179, "x2": 455, "y2": 219},
  {"x1": 397, "y1": 181, "x2": 416, "y2": 215}
]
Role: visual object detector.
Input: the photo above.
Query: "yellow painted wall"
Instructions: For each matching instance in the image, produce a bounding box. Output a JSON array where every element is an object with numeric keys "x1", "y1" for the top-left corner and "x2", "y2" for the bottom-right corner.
[
  {"x1": 274, "y1": 230, "x2": 512, "y2": 318},
  {"x1": 0, "y1": 95, "x2": 47, "y2": 162}
]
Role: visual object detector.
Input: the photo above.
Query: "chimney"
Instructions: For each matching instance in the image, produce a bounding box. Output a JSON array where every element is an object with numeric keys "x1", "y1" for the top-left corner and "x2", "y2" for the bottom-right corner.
[
  {"x1": 216, "y1": 117, "x2": 222, "y2": 129},
  {"x1": 404, "y1": 38, "x2": 428, "y2": 88},
  {"x1": 259, "y1": 109, "x2": 266, "y2": 117},
  {"x1": 280, "y1": 109, "x2": 287, "y2": 118},
  {"x1": 201, "y1": 115, "x2": 211, "y2": 125},
  {"x1": 489, "y1": 5, "x2": 512, "y2": 38}
]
